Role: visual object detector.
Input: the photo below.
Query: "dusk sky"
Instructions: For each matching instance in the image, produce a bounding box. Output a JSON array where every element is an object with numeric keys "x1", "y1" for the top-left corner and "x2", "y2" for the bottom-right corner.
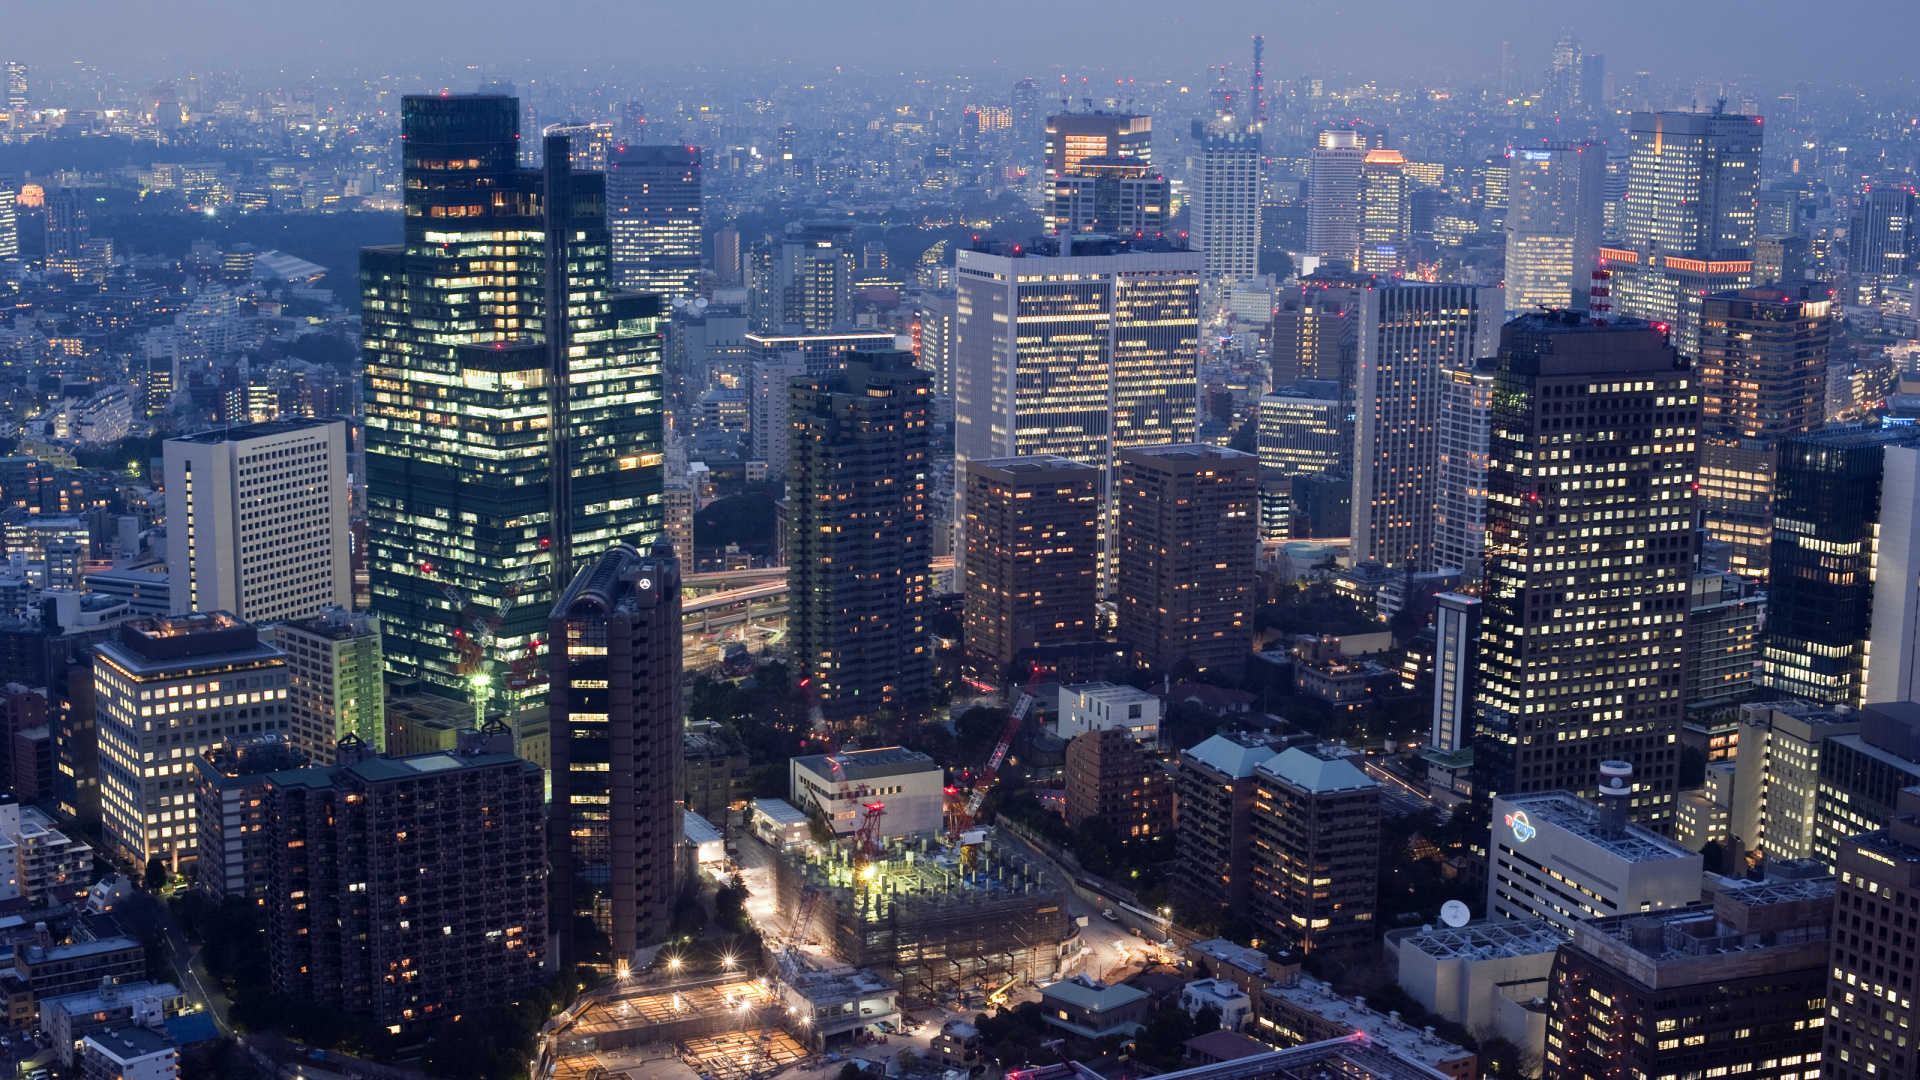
[{"x1": 9, "y1": 0, "x2": 1916, "y2": 91}]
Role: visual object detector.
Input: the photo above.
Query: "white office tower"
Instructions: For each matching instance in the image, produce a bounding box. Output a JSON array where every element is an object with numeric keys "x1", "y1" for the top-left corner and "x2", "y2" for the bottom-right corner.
[
  {"x1": 955, "y1": 236, "x2": 1201, "y2": 577},
  {"x1": 1432, "y1": 593, "x2": 1481, "y2": 752},
  {"x1": 1503, "y1": 143, "x2": 1605, "y2": 317},
  {"x1": 164, "y1": 419, "x2": 352, "y2": 623},
  {"x1": 1350, "y1": 283, "x2": 1502, "y2": 571},
  {"x1": 1433, "y1": 360, "x2": 1497, "y2": 579},
  {"x1": 1308, "y1": 132, "x2": 1366, "y2": 265},
  {"x1": 1358, "y1": 150, "x2": 1411, "y2": 274},
  {"x1": 0, "y1": 176, "x2": 16, "y2": 258},
  {"x1": 1609, "y1": 109, "x2": 1762, "y2": 357},
  {"x1": 1867, "y1": 444, "x2": 1920, "y2": 705},
  {"x1": 749, "y1": 354, "x2": 808, "y2": 483},
  {"x1": 1191, "y1": 124, "x2": 1262, "y2": 284},
  {"x1": 914, "y1": 290, "x2": 959, "y2": 399}
]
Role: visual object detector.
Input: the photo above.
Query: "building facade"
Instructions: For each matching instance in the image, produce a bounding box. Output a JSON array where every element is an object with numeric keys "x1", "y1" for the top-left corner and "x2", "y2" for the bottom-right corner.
[
  {"x1": 1248, "y1": 747, "x2": 1380, "y2": 954},
  {"x1": 92, "y1": 613, "x2": 289, "y2": 867},
  {"x1": 786, "y1": 351, "x2": 933, "y2": 723},
  {"x1": 1062, "y1": 727, "x2": 1172, "y2": 842},
  {"x1": 163, "y1": 419, "x2": 352, "y2": 623},
  {"x1": 362, "y1": 94, "x2": 666, "y2": 704},
  {"x1": 1174, "y1": 733, "x2": 1285, "y2": 920},
  {"x1": 546, "y1": 542, "x2": 686, "y2": 970},
  {"x1": 1191, "y1": 126, "x2": 1261, "y2": 284},
  {"x1": 1114, "y1": 445, "x2": 1258, "y2": 677},
  {"x1": 264, "y1": 749, "x2": 548, "y2": 1030},
  {"x1": 961, "y1": 456, "x2": 1100, "y2": 680},
  {"x1": 1472, "y1": 316, "x2": 1696, "y2": 822},
  {"x1": 1487, "y1": 790, "x2": 1701, "y2": 937},
  {"x1": 607, "y1": 145, "x2": 702, "y2": 300}
]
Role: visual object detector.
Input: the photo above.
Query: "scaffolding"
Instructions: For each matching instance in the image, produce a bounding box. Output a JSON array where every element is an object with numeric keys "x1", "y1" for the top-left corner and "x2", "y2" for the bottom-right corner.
[{"x1": 772, "y1": 832, "x2": 1076, "y2": 1003}]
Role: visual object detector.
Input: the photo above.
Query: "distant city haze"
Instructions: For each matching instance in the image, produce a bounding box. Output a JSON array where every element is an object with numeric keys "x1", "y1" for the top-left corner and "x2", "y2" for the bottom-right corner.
[{"x1": 4, "y1": 0, "x2": 1911, "y2": 88}]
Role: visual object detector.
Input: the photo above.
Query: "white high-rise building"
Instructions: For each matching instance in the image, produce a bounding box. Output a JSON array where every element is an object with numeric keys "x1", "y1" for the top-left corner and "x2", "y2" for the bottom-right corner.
[
  {"x1": 1867, "y1": 444, "x2": 1920, "y2": 706},
  {"x1": 1503, "y1": 143, "x2": 1605, "y2": 317},
  {"x1": 749, "y1": 354, "x2": 808, "y2": 483},
  {"x1": 164, "y1": 418, "x2": 352, "y2": 623},
  {"x1": 0, "y1": 176, "x2": 17, "y2": 259},
  {"x1": 1191, "y1": 125, "x2": 1262, "y2": 284},
  {"x1": 1308, "y1": 132, "x2": 1366, "y2": 265},
  {"x1": 1350, "y1": 282, "x2": 1502, "y2": 570},
  {"x1": 1431, "y1": 593, "x2": 1481, "y2": 753},
  {"x1": 1433, "y1": 360, "x2": 1497, "y2": 578}
]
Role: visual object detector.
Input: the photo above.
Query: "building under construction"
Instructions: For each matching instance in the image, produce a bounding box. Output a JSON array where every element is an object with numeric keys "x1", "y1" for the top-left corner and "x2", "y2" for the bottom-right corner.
[{"x1": 773, "y1": 832, "x2": 1076, "y2": 1002}]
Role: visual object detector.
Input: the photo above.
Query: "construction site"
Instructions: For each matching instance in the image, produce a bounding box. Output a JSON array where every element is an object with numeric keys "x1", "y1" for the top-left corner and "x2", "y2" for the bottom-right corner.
[
  {"x1": 772, "y1": 830, "x2": 1078, "y2": 1004},
  {"x1": 542, "y1": 976, "x2": 810, "y2": 1080}
]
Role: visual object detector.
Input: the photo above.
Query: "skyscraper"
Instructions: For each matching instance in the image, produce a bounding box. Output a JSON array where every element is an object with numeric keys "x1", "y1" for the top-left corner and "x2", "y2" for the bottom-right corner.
[
  {"x1": 1433, "y1": 359, "x2": 1498, "y2": 578},
  {"x1": 953, "y1": 235, "x2": 1202, "y2": 569},
  {"x1": 3, "y1": 63, "x2": 24, "y2": 112},
  {"x1": 361, "y1": 95, "x2": 666, "y2": 705},
  {"x1": 787, "y1": 350, "x2": 933, "y2": 723},
  {"x1": 1191, "y1": 123, "x2": 1261, "y2": 284},
  {"x1": 961, "y1": 456, "x2": 1100, "y2": 680},
  {"x1": 748, "y1": 353, "x2": 808, "y2": 482},
  {"x1": 1308, "y1": 132, "x2": 1366, "y2": 264},
  {"x1": 42, "y1": 189, "x2": 87, "y2": 277},
  {"x1": 912, "y1": 291, "x2": 958, "y2": 399},
  {"x1": 164, "y1": 419, "x2": 353, "y2": 624},
  {"x1": 1430, "y1": 593, "x2": 1481, "y2": 755},
  {"x1": 1827, "y1": 787, "x2": 1920, "y2": 1079},
  {"x1": 1607, "y1": 110, "x2": 1764, "y2": 357},
  {"x1": 747, "y1": 228, "x2": 855, "y2": 333},
  {"x1": 1695, "y1": 284, "x2": 1833, "y2": 577},
  {"x1": 1357, "y1": 149, "x2": 1410, "y2": 274},
  {"x1": 1473, "y1": 314, "x2": 1697, "y2": 825},
  {"x1": 954, "y1": 236, "x2": 1200, "y2": 462},
  {"x1": 1761, "y1": 429, "x2": 1920, "y2": 707},
  {"x1": 1248, "y1": 748, "x2": 1380, "y2": 954},
  {"x1": 272, "y1": 608, "x2": 384, "y2": 765},
  {"x1": 1257, "y1": 381, "x2": 1347, "y2": 478},
  {"x1": 546, "y1": 541, "x2": 685, "y2": 970},
  {"x1": 1503, "y1": 143, "x2": 1605, "y2": 316},
  {"x1": 0, "y1": 176, "x2": 16, "y2": 259},
  {"x1": 1850, "y1": 183, "x2": 1915, "y2": 283},
  {"x1": 1350, "y1": 281, "x2": 1503, "y2": 570},
  {"x1": 1114, "y1": 445, "x2": 1258, "y2": 677},
  {"x1": 607, "y1": 145, "x2": 703, "y2": 300}
]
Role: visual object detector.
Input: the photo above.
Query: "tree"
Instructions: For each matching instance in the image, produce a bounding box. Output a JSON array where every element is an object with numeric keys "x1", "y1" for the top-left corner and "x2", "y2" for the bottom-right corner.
[{"x1": 144, "y1": 857, "x2": 167, "y2": 892}]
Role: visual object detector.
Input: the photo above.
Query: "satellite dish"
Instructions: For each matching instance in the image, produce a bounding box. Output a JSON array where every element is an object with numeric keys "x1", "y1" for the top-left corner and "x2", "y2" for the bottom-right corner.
[{"x1": 1440, "y1": 901, "x2": 1471, "y2": 928}]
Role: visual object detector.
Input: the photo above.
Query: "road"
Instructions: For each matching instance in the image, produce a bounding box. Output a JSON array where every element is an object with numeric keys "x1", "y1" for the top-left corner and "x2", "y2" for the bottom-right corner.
[{"x1": 1362, "y1": 756, "x2": 1448, "y2": 820}]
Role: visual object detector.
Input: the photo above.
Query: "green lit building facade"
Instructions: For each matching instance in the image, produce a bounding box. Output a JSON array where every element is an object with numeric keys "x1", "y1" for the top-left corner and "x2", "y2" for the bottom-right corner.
[{"x1": 362, "y1": 94, "x2": 665, "y2": 707}]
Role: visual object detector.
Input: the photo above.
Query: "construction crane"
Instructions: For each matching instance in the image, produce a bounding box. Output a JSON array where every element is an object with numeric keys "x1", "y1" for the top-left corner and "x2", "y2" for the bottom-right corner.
[
  {"x1": 946, "y1": 668, "x2": 1045, "y2": 858},
  {"x1": 852, "y1": 801, "x2": 887, "y2": 877},
  {"x1": 777, "y1": 883, "x2": 823, "y2": 976}
]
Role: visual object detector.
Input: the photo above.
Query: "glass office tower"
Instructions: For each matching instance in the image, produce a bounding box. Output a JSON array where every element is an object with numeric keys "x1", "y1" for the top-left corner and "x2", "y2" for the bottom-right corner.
[{"x1": 362, "y1": 94, "x2": 665, "y2": 707}]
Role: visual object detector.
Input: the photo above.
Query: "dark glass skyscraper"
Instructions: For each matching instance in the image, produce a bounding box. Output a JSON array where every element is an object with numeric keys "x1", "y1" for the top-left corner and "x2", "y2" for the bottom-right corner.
[
  {"x1": 1761, "y1": 428, "x2": 1919, "y2": 706},
  {"x1": 362, "y1": 95, "x2": 665, "y2": 706},
  {"x1": 607, "y1": 145, "x2": 703, "y2": 300}
]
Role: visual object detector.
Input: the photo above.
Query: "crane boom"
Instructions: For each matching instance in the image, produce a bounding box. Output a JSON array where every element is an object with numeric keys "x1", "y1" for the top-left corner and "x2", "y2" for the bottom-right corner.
[{"x1": 963, "y1": 674, "x2": 1042, "y2": 818}]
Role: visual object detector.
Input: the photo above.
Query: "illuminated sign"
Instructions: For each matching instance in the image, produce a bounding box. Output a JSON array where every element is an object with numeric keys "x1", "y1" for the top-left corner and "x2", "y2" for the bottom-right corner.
[{"x1": 1506, "y1": 810, "x2": 1537, "y2": 843}]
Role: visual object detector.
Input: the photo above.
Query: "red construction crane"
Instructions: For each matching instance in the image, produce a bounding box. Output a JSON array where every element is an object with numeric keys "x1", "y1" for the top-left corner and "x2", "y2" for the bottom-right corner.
[
  {"x1": 949, "y1": 667, "x2": 1044, "y2": 839},
  {"x1": 853, "y1": 801, "x2": 888, "y2": 872}
]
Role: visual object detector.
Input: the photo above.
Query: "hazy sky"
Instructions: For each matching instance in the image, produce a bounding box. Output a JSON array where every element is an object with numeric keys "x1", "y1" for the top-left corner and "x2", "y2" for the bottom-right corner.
[{"x1": 9, "y1": 0, "x2": 1917, "y2": 92}]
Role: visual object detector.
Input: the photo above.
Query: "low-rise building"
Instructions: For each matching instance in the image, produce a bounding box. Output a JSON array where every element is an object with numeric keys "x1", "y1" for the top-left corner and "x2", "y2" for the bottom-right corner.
[
  {"x1": 777, "y1": 968, "x2": 898, "y2": 1050},
  {"x1": 79, "y1": 1022, "x2": 177, "y2": 1080},
  {"x1": 1487, "y1": 791, "x2": 1702, "y2": 937},
  {"x1": 41, "y1": 980, "x2": 185, "y2": 1066},
  {"x1": 0, "y1": 797, "x2": 91, "y2": 904},
  {"x1": 789, "y1": 748, "x2": 944, "y2": 839},
  {"x1": 750, "y1": 798, "x2": 811, "y2": 848},
  {"x1": 1387, "y1": 919, "x2": 1561, "y2": 1066},
  {"x1": 1040, "y1": 975, "x2": 1151, "y2": 1039},
  {"x1": 1057, "y1": 683, "x2": 1162, "y2": 747},
  {"x1": 1180, "y1": 978, "x2": 1254, "y2": 1032},
  {"x1": 1259, "y1": 977, "x2": 1477, "y2": 1080},
  {"x1": 685, "y1": 722, "x2": 750, "y2": 825},
  {"x1": 13, "y1": 935, "x2": 145, "y2": 1023},
  {"x1": 1184, "y1": 937, "x2": 1296, "y2": 1005},
  {"x1": 932, "y1": 1019, "x2": 985, "y2": 1075}
]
